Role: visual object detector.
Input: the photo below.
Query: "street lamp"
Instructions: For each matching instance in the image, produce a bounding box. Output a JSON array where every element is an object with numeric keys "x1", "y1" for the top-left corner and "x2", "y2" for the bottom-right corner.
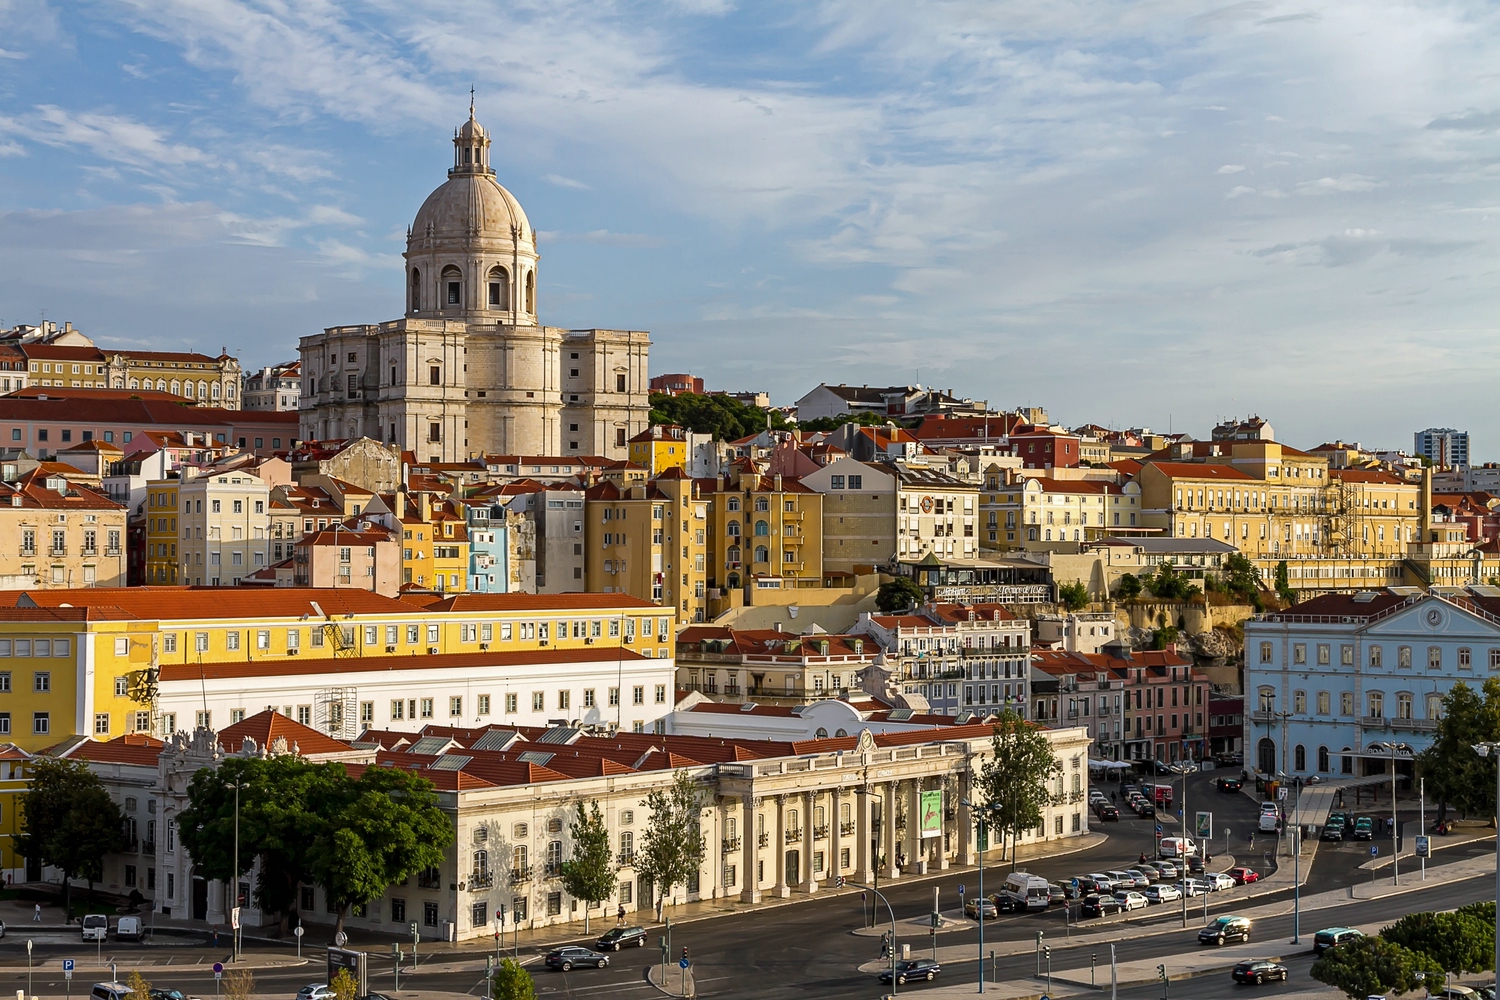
[
  {"x1": 961, "y1": 797, "x2": 996, "y2": 995},
  {"x1": 1471, "y1": 742, "x2": 1500, "y2": 978},
  {"x1": 225, "y1": 780, "x2": 242, "y2": 963},
  {"x1": 1366, "y1": 741, "x2": 1413, "y2": 886}
]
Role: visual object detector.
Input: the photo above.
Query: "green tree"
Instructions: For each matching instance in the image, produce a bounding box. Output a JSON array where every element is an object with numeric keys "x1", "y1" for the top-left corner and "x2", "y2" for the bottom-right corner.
[
  {"x1": 796, "y1": 411, "x2": 901, "y2": 433},
  {"x1": 16, "y1": 757, "x2": 126, "y2": 916},
  {"x1": 1458, "y1": 900, "x2": 1497, "y2": 924},
  {"x1": 636, "y1": 770, "x2": 707, "y2": 918},
  {"x1": 1273, "y1": 561, "x2": 1295, "y2": 604},
  {"x1": 1143, "y1": 563, "x2": 1200, "y2": 601},
  {"x1": 974, "y1": 710, "x2": 1061, "y2": 870},
  {"x1": 876, "y1": 577, "x2": 925, "y2": 613},
  {"x1": 1310, "y1": 934, "x2": 1444, "y2": 998},
  {"x1": 1056, "y1": 581, "x2": 1090, "y2": 611},
  {"x1": 558, "y1": 801, "x2": 617, "y2": 934},
  {"x1": 492, "y1": 957, "x2": 536, "y2": 1000},
  {"x1": 647, "y1": 392, "x2": 790, "y2": 441},
  {"x1": 1219, "y1": 553, "x2": 1265, "y2": 610},
  {"x1": 308, "y1": 765, "x2": 453, "y2": 934},
  {"x1": 1149, "y1": 625, "x2": 1180, "y2": 651},
  {"x1": 1116, "y1": 573, "x2": 1142, "y2": 600},
  {"x1": 1415, "y1": 679, "x2": 1500, "y2": 824},
  {"x1": 1382, "y1": 911, "x2": 1495, "y2": 975}
]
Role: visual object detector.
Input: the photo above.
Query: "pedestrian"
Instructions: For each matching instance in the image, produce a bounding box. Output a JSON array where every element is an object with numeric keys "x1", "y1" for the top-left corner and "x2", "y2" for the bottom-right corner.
[
  {"x1": 212, "y1": 925, "x2": 219, "y2": 947},
  {"x1": 617, "y1": 903, "x2": 626, "y2": 926},
  {"x1": 1248, "y1": 831, "x2": 1254, "y2": 849}
]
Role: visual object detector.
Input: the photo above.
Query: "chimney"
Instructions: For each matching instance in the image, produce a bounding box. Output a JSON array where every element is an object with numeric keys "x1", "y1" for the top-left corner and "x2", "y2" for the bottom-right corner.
[
  {"x1": 773, "y1": 622, "x2": 782, "y2": 632},
  {"x1": 395, "y1": 489, "x2": 407, "y2": 520},
  {"x1": 773, "y1": 474, "x2": 783, "y2": 492},
  {"x1": 419, "y1": 491, "x2": 432, "y2": 522}
]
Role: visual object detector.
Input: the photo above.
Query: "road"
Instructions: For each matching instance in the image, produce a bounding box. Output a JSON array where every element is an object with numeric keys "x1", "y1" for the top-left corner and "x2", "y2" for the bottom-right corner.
[{"x1": 0, "y1": 771, "x2": 1486, "y2": 999}]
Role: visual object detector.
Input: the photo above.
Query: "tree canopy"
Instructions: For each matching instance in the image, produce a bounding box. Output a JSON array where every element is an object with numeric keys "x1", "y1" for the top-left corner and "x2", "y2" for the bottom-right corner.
[
  {"x1": 1415, "y1": 678, "x2": 1500, "y2": 822},
  {"x1": 1115, "y1": 573, "x2": 1142, "y2": 600},
  {"x1": 1310, "y1": 934, "x2": 1445, "y2": 999},
  {"x1": 974, "y1": 710, "x2": 1061, "y2": 864},
  {"x1": 648, "y1": 392, "x2": 789, "y2": 441},
  {"x1": 636, "y1": 770, "x2": 707, "y2": 915},
  {"x1": 1381, "y1": 911, "x2": 1494, "y2": 975},
  {"x1": 492, "y1": 958, "x2": 536, "y2": 1000},
  {"x1": 1140, "y1": 563, "x2": 1201, "y2": 601},
  {"x1": 16, "y1": 756, "x2": 125, "y2": 912},
  {"x1": 558, "y1": 801, "x2": 616, "y2": 934},
  {"x1": 1056, "y1": 581, "x2": 1090, "y2": 611},
  {"x1": 875, "y1": 578, "x2": 925, "y2": 613},
  {"x1": 180, "y1": 755, "x2": 452, "y2": 934}
]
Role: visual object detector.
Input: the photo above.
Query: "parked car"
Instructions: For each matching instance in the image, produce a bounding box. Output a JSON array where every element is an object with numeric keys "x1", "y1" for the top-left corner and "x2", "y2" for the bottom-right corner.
[
  {"x1": 1207, "y1": 872, "x2": 1237, "y2": 891},
  {"x1": 150, "y1": 990, "x2": 197, "y2": 1000},
  {"x1": 1143, "y1": 884, "x2": 1182, "y2": 904},
  {"x1": 1126, "y1": 867, "x2": 1158, "y2": 884},
  {"x1": 1113, "y1": 891, "x2": 1149, "y2": 911},
  {"x1": 878, "y1": 959, "x2": 941, "y2": 985},
  {"x1": 1085, "y1": 873, "x2": 1117, "y2": 892},
  {"x1": 1323, "y1": 813, "x2": 1348, "y2": 840},
  {"x1": 1427, "y1": 987, "x2": 1481, "y2": 1000},
  {"x1": 294, "y1": 987, "x2": 334, "y2": 1000},
  {"x1": 1177, "y1": 878, "x2": 1213, "y2": 897},
  {"x1": 1081, "y1": 894, "x2": 1123, "y2": 918},
  {"x1": 1134, "y1": 800, "x2": 1157, "y2": 817},
  {"x1": 1217, "y1": 776, "x2": 1243, "y2": 792},
  {"x1": 1096, "y1": 803, "x2": 1120, "y2": 821},
  {"x1": 1314, "y1": 927, "x2": 1365, "y2": 956},
  {"x1": 545, "y1": 947, "x2": 609, "y2": 971},
  {"x1": 1187, "y1": 854, "x2": 1207, "y2": 874},
  {"x1": 595, "y1": 926, "x2": 648, "y2": 951},
  {"x1": 1353, "y1": 817, "x2": 1375, "y2": 841},
  {"x1": 81, "y1": 914, "x2": 109, "y2": 942},
  {"x1": 990, "y1": 892, "x2": 1026, "y2": 913},
  {"x1": 1227, "y1": 867, "x2": 1260, "y2": 885},
  {"x1": 1107, "y1": 869, "x2": 1148, "y2": 888},
  {"x1": 1046, "y1": 884, "x2": 1067, "y2": 905},
  {"x1": 964, "y1": 897, "x2": 998, "y2": 920},
  {"x1": 1232, "y1": 961, "x2": 1288, "y2": 985},
  {"x1": 1199, "y1": 915, "x2": 1252, "y2": 946},
  {"x1": 1151, "y1": 859, "x2": 1180, "y2": 879},
  {"x1": 115, "y1": 917, "x2": 142, "y2": 942}
]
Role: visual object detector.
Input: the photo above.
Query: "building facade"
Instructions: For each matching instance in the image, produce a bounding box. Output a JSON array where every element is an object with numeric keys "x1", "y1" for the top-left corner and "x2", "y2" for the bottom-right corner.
[
  {"x1": 1415, "y1": 427, "x2": 1470, "y2": 469},
  {"x1": 298, "y1": 109, "x2": 650, "y2": 461},
  {"x1": 243, "y1": 362, "x2": 301, "y2": 412}
]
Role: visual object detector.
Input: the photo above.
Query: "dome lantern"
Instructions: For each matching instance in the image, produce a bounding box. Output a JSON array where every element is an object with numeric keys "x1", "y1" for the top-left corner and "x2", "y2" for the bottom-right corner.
[{"x1": 452, "y1": 91, "x2": 492, "y2": 177}]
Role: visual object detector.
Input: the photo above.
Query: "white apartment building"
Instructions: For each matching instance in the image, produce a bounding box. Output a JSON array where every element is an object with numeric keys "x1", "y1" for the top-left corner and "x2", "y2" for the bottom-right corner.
[
  {"x1": 853, "y1": 604, "x2": 1030, "y2": 717},
  {"x1": 174, "y1": 470, "x2": 272, "y2": 586}
]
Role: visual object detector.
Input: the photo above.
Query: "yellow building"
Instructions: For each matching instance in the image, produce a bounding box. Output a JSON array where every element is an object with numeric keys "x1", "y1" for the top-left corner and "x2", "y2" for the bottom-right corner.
[
  {"x1": 0, "y1": 588, "x2": 678, "y2": 752},
  {"x1": 0, "y1": 467, "x2": 127, "y2": 588},
  {"x1": 626, "y1": 424, "x2": 708, "y2": 475},
  {"x1": 585, "y1": 469, "x2": 707, "y2": 622},
  {"x1": 981, "y1": 476, "x2": 1142, "y2": 552},
  {"x1": 144, "y1": 481, "x2": 182, "y2": 584},
  {"x1": 390, "y1": 490, "x2": 471, "y2": 592},
  {"x1": 703, "y1": 466, "x2": 824, "y2": 592}
]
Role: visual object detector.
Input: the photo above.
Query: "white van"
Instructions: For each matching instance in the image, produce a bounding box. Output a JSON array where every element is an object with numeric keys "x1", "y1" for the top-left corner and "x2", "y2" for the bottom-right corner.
[
  {"x1": 1001, "y1": 872, "x2": 1052, "y2": 911},
  {"x1": 90, "y1": 983, "x2": 130, "y2": 1000},
  {"x1": 115, "y1": 916, "x2": 141, "y2": 941},
  {"x1": 1258, "y1": 810, "x2": 1280, "y2": 833},
  {"x1": 81, "y1": 914, "x2": 108, "y2": 941},
  {"x1": 1159, "y1": 836, "x2": 1196, "y2": 859}
]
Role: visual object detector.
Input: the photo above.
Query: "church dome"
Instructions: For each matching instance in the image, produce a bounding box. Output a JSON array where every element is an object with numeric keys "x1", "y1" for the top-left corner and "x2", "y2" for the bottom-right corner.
[{"x1": 409, "y1": 172, "x2": 532, "y2": 247}]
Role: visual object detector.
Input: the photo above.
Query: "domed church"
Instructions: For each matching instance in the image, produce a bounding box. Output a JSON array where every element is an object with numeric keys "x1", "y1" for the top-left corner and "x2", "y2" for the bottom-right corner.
[{"x1": 298, "y1": 106, "x2": 651, "y2": 461}]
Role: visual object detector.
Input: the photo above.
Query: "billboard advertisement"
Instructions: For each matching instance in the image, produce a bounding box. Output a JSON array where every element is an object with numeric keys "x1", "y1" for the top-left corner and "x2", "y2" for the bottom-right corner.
[{"x1": 920, "y1": 790, "x2": 944, "y2": 839}]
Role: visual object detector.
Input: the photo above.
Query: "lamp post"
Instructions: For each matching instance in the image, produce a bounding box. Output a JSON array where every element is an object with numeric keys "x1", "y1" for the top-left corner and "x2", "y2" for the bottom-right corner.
[
  {"x1": 962, "y1": 797, "x2": 994, "y2": 995},
  {"x1": 225, "y1": 780, "x2": 242, "y2": 963},
  {"x1": 1471, "y1": 742, "x2": 1500, "y2": 978},
  {"x1": 1368, "y1": 741, "x2": 1412, "y2": 886}
]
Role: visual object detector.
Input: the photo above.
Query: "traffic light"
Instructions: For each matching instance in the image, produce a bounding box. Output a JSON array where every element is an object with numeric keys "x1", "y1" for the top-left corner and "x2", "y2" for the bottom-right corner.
[
  {"x1": 681, "y1": 946, "x2": 690, "y2": 963},
  {"x1": 1043, "y1": 946, "x2": 1051, "y2": 961},
  {"x1": 836, "y1": 875, "x2": 846, "y2": 888},
  {"x1": 1158, "y1": 964, "x2": 1167, "y2": 982}
]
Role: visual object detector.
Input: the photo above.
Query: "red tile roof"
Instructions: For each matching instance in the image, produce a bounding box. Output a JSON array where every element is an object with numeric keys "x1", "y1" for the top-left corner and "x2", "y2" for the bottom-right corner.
[
  {"x1": 416, "y1": 593, "x2": 659, "y2": 612},
  {"x1": 63, "y1": 733, "x2": 164, "y2": 766},
  {"x1": 1141, "y1": 461, "x2": 1254, "y2": 480},
  {"x1": 218, "y1": 709, "x2": 353, "y2": 756},
  {"x1": 13, "y1": 586, "x2": 410, "y2": 620}
]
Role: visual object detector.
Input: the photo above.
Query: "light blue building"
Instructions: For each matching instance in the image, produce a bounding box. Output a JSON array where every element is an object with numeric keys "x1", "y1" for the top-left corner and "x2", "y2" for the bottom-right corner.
[
  {"x1": 462, "y1": 499, "x2": 509, "y2": 592},
  {"x1": 1243, "y1": 586, "x2": 1500, "y2": 779}
]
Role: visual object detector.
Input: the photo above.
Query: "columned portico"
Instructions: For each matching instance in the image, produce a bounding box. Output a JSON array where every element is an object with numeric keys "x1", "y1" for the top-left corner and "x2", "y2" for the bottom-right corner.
[
  {"x1": 772, "y1": 795, "x2": 790, "y2": 898},
  {"x1": 739, "y1": 794, "x2": 761, "y2": 903},
  {"x1": 955, "y1": 770, "x2": 974, "y2": 867},
  {"x1": 799, "y1": 790, "x2": 818, "y2": 892},
  {"x1": 882, "y1": 782, "x2": 899, "y2": 879}
]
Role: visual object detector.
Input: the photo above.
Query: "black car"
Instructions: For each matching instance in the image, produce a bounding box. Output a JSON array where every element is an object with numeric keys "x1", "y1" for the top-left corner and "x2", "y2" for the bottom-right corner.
[
  {"x1": 1134, "y1": 800, "x2": 1157, "y2": 817},
  {"x1": 989, "y1": 892, "x2": 1024, "y2": 913},
  {"x1": 1217, "y1": 777, "x2": 1243, "y2": 792},
  {"x1": 1096, "y1": 803, "x2": 1120, "y2": 821},
  {"x1": 545, "y1": 946, "x2": 610, "y2": 971},
  {"x1": 1232, "y1": 961, "x2": 1287, "y2": 985},
  {"x1": 595, "y1": 926, "x2": 648, "y2": 951},
  {"x1": 1080, "y1": 893, "x2": 1123, "y2": 918},
  {"x1": 1199, "y1": 916, "x2": 1251, "y2": 946},
  {"x1": 878, "y1": 959, "x2": 941, "y2": 985},
  {"x1": 1187, "y1": 854, "x2": 1206, "y2": 874}
]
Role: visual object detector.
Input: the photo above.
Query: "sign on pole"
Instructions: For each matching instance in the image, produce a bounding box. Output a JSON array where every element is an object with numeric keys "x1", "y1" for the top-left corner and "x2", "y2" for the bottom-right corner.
[
  {"x1": 1415, "y1": 835, "x2": 1430, "y2": 858},
  {"x1": 919, "y1": 789, "x2": 943, "y2": 839},
  {"x1": 327, "y1": 948, "x2": 369, "y2": 999},
  {"x1": 212, "y1": 963, "x2": 224, "y2": 981},
  {"x1": 679, "y1": 957, "x2": 690, "y2": 969},
  {"x1": 1370, "y1": 846, "x2": 1379, "y2": 856},
  {"x1": 957, "y1": 884, "x2": 966, "y2": 896},
  {"x1": 230, "y1": 907, "x2": 241, "y2": 931},
  {"x1": 1194, "y1": 811, "x2": 1212, "y2": 840}
]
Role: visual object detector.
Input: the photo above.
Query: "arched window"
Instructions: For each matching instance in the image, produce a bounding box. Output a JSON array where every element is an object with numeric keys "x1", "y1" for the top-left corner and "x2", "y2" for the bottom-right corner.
[
  {"x1": 726, "y1": 545, "x2": 741, "y2": 564},
  {"x1": 1256, "y1": 737, "x2": 1276, "y2": 775},
  {"x1": 727, "y1": 497, "x2": 740, "y2": 511},
  {"x1": 788, "y1": 809, "x2": 799, "y2": 834},
  {"x1": 155, "y1": 379, "x2": 166, "y2": 392},
  {"x1": 525, "y1": 270, "x2": 535, "y2": 313},
  {"x1": 112, "y1": 379, "x2": 124, "y2": 388},
  {"x1": 210, "y1": 382, "x2": 220, "y2": 399},
  {"x1": 620, "y1": 830, "x2": 633, "y2": 858},
  {"x1": 472, "y1": 849, "x2": 488, "y2": 876},
  {"x1": 442, "y1": 265, "x2": 463, "y2": 308},
  {"x1": 835, "y1": 728, "x2": 848, "y2": 738},
  {"x1": 1340, "y1": 747, "x2": 1354, "y2": 774},
  {"x1": 511, "y1": 844, "x2": 527, "y2": 874},
  {"x1": 1293, "y1": 744, "x2": 1306, "y2": 771},
  {"x1": 754, "y1": 545, "x2": 769, "y2": 563},
  {"x1": 726, "y1": 572, "x2": 740, "y2": 588},
  {"x1": 1317, "y1": 746, "x2": 1329, "y2": 772},
  {"x1": 488, "y1": 266, "x2": 510, "y2": 309},
  {"x1": 170, "y1": 379, "x2": 180, "y2": 396},
  {"x1": 410, "y1": 268, "x2": 421, "y2": 311},
  {"x1": 726, "y1": 520, "x2": 740, "y2": 538},
  {"x1": 753, "y1": 520, "x2": 769, "y2": 537},
  {"x1": 815, "y1": 728, "x2": 828, "y2": 739},
  {"x1": 197, "y1": 380, "x2": 207, "y2": 400},
  {"x1": 755, "y1": 497, "x2": 769, "y2": 512}
]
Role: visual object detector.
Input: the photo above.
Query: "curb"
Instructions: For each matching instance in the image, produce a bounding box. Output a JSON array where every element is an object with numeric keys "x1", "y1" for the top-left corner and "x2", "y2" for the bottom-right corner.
[{"x1": 644, "y1": 962, "x2": 694, "y2": 999}]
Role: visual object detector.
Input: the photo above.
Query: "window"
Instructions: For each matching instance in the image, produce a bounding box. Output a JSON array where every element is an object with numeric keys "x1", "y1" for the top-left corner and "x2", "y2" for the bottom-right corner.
[
  {"x1": 505, "y1": 693, "x2": 518, "y2": 713},
  {"x1": 94, "y1": 713, "x2": 109, "y2": 735},
  {"x1": 477, "y1": 694, "x2": 490, "y2": 715},
  {"x1": 420, "y1": 698, "x2": 434, "y2": 718},
  {"x1": 1428, "y1": 646, "x2": 1442, "y2": 670},
  {"x1": 1316, "y1": 691, "x2": 1330, "y2": 715},
  {"x1": 1316, "y1": 644, "x2": 1330, "y2": 665},
  {"x1": 655, "y1": 684, "x2": 666, "y2": 704},
  {"x1": 1340, "y1": 692, "x2": 1354, "y2": 716},
  {"x1": 1258, "y1": 642, "x2": 1272, "y2": 664},
  {"x1": 1294, "y1": 744, "x2": 1306, "y2": 771},
  {"x1": 1398, "y1": 646, "x2": 1412, "y2": 669},
  {"x1": 33, "y1": 672, "x2": 48, "y2": 693},
  {"x1": 390, "y1": 700, "x2": 405, "y2": 720},
  {"x1": 532, "y1": 691, "x2": 544, "y2": 711},
  {"x1": 450, "y1": 696, "x2": 462, "y2": 717},
  {"x1": 1292, "y1": 643, "x2": 1305, "y2": 665},
  {"x1": 32, "y1": 712, "x2": 48, "y2": 735},
  {"x1": 633, "y1": 685, "x2": 645, "y2": 705},
  {"x1": 1369, "y1": 645, "x2": 1382, "y2": 668},
  {"x1": 1317, "y1": 746, "x2": 1330, "y2": 772},
  {"x1": 1367, "y1": 692, "x2": 1384, "y2": 718},
  {"x1": 1293, "y1": 690, "x2": 1305, "y2": 713}
]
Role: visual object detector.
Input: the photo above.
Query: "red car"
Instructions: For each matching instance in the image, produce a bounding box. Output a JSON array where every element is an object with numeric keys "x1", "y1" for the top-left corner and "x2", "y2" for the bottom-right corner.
[{"x1": 1226, "y1": 867, "x2": 1259, "y2": 885}]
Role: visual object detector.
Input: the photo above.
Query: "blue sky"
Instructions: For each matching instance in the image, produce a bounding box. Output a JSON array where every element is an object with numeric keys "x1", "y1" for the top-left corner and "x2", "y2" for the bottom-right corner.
[{"x1": 2, "y1": 1, "x2": 1499, "y2": 455}]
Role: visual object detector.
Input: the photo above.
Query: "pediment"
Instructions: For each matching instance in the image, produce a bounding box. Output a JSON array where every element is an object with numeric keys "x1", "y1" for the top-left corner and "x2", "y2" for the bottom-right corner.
[{"x1": 1363, "y1": 596, "x2": 1500, "y2": 639}]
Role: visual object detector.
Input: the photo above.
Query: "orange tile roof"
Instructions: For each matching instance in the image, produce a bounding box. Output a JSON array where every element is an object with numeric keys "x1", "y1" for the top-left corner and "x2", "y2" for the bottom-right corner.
[
  {"x1": 218, "y1": 709, "x2": 353, "y2": 756},
  {"x1": 1142, "y1": 461, "x2": 1254, "y2": 481},
  {"x1": 416, "y1": 593, "x2": 659, "y2": 612},
  {"x1": 14, "y1": 586, "x2": 410, "y2": 620},
  {"x1": 62, "y1": 733, "x2": 164, "y2": 766}
]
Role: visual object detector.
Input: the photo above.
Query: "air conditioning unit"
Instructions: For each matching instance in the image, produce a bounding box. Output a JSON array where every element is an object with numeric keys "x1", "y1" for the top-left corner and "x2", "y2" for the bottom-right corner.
[
  {"x1": 428, "y1": 646, "x2": 439, "y2": 654},
  {"x1": 585, "y1": 637, "x2": 595, "y2": 645},
  {"x1": 624, "y1": 636, "x2": 634, "y2": 644},
  {"x1": 479, "y1": 643, "x2": 489, "y2": 651},
  {"x1": 286, "y1": 648, "x2": 300, "y2": 656},
  {"x1": 385, "y1": 645, "x2": 396, "y2": 653},
  {"x1": 539, "y1": 639, "x2": 549, "y2": 647}
]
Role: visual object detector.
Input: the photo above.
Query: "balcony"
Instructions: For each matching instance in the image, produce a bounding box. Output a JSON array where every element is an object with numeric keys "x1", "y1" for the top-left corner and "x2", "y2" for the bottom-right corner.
[
  {"x1": 721, "y1": 837, "x2": 741, "y2": 853},
  {"x1": 784, "y1": 828, "x2": 802, "y2": 844},
  {"x1": 840, "y1": 821, "x2": 856, "y2": 837},
  {"x1": 813, "y1": 825, "x2": 828, "y2": 841},
  {"x1": 1249, "y1": 710, "x2": 1274, "y2": 723},
  {"x1": 140, "y1": 841, "x2": 155, "y2": 855},
  {"x1": 1389, "y1": 717, "x2": 1437, "y2": 733},
  {"x1": 19, "y1": 548, "x2": 34, "y2": 558},
  {"x1": 469, "y1": 870, "x2": 495, "y2": 890},
  {"x1": 49, "y1": 547, "x2": 66, "y2": 557},
  {"x1": 509, "y1": 865, "x2": 532, "y2": 885},
  {"x1": 758, "y1": 832, "x2": 770, "y2": 848},
  {"x1": 617, "y1": 850, "x2": 636, "y2": 866},
  {"x1": 81, "y1": 547, "x2": 97, "y2": 557},
  {"x1": 543, "y1": 860, "x2": 563, "y2": 878}
]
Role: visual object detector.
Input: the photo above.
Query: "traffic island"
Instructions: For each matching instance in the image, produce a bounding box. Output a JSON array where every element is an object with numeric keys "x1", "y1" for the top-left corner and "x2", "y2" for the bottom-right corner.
[{"x1": 646, "y1": 959, "x2": 695, "y2": 998}]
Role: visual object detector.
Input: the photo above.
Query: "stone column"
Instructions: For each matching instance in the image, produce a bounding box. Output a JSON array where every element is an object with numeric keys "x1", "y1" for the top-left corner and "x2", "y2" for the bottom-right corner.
[
  {"x1": 772, "y1": 795, "x2": 790, "y2": 898},
  {"x1": 956, "y1": 783, "x2": 973, "y2": 868},
  {"x1": 907, "y1": 779, "x2": 927, "y2": 875},
  {"x1": 854, "y1": 783, "x2": 874, "y2": 884},
  {"x1": 936, "y1": 782, "x2": 951, "y2": 871},
  {"x1": 739, "y1": 794, "x2": 761, "y2": 904},
  {"x1": 882, "y1": 783, "x2": 899, "y2": 880},
  {"x1": 206, "y1": 879, "x2": 227, "y2": 926},
  {"x1": 829, "y1": 786, "x2": 843, "y2": 881},
  {"x1": 800, "y1": 789, "x2": 818, "y2": 892}
]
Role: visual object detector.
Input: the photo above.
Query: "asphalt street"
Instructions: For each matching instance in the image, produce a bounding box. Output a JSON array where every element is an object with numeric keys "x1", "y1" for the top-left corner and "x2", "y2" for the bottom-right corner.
[{"x1": 0, "y1": 771, "x2": 1486, "y2": 1000}]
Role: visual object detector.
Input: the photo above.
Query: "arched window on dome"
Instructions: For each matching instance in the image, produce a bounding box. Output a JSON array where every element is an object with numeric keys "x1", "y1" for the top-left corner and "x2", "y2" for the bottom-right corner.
[
  {"x1": 410, "y1": 268, "x2": 421, "y2": 311},
  {"x1": 442, "y1": 265, "x2": 463, "y2": 309},
  {"x1": 525, "y1": 270, "x2": 535, "y2": 313},
  {"x1": 488, "y1": 267, "x2": 509, "y2": 310}
]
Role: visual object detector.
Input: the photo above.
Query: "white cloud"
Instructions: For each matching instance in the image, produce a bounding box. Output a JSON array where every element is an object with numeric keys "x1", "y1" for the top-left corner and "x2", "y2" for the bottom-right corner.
[
  {"x1": 0, "y1": 105, "x2": 210, "y2": 169},
  {"x1": 1217, "y1": 164, "x2": 1246, "y2": 173}
]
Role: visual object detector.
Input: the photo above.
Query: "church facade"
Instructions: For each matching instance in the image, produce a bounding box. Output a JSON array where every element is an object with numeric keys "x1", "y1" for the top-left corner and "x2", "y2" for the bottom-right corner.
[{"x1": 298, "y1": 110, "x2": 651, "y2": 461}]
